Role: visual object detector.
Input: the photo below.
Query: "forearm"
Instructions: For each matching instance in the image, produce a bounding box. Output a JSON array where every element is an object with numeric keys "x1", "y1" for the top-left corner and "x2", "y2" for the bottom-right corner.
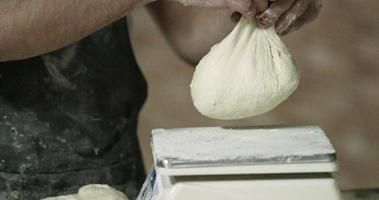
[
  {"x1": 148, "y1": 1, "x2": 236, "y2": 65},
  {"x1": 0, "y1": 0, "x2": 142, "y2": 61}
]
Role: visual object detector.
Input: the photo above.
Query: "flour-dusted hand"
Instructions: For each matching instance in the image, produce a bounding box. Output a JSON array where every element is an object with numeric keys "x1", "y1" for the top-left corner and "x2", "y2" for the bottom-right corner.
[
  {"x1": 256, "y1": 0, "x2": 322, "y2": 35},
  {"x1": 174, "y1": 0, "x2": 270, "y2": 18}
]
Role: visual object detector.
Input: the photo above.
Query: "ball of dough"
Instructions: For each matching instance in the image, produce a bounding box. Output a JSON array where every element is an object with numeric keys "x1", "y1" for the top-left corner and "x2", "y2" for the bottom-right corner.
[
  {"x1": 42, "y1": 184, "x2": 129, "y2": 200},
  {"x1": 190, "y1": 18, "x2": 299, "y2": 120},
  {"x1": 43, "y1": 194, "x2": 79, "y2": 200},
  {"x1": 78, "y1": 184, "x2": 129, "y2": 200}
]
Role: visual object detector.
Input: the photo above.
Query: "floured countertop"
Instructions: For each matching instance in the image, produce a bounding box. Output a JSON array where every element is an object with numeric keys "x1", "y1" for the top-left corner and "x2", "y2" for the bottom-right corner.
[{"x1": 151, "y1": 125, "x2": 336, "y2": 168}]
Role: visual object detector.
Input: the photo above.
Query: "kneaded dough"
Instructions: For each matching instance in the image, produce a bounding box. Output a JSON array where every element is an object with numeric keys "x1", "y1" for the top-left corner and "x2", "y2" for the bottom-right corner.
[
  {"x1": 78, "y1": 184, "x2": 129, "y2": 200},
  {"x1": 42, "y1": 184, "x2": 129, "y2": 200},
  {"x1": 43, "y1": 194, "x2": 79, "y2": 200},
  {"x1": 190, "y1": 17, "x2": 299, "y2": 120}
]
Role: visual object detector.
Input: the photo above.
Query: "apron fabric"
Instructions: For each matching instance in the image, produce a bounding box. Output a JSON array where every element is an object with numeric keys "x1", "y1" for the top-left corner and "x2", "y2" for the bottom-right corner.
[{"x1": 0, "y1": 18, "x2": 147, "y2": 200}]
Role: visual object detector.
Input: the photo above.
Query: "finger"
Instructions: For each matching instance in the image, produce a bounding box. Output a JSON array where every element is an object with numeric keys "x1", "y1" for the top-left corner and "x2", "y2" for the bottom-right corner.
[
  {"x1": 275, "y1": 0, "x2": 311, "y2": 35},
  {"x1": 280, "y1": 0, "x2": 322, "y2": 35},
  {"x1": 225, "y1": 0, "x2": 255, "y2": 18},
  {"x1": 253, "y1": 0, "x2": 269, "y2": 14},
  {"x1": 256, "y1": 0, "x2": 296, "y2": 29}
]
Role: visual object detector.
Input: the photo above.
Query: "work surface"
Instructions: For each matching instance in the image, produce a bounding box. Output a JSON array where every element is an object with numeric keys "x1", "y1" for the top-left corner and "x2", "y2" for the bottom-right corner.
[
  {"x1": 343, "y1": 189, "x2": 379, "y2": 200},
  {"x1": 151, "y1": 126, "x2": 335, "y2": 169}
]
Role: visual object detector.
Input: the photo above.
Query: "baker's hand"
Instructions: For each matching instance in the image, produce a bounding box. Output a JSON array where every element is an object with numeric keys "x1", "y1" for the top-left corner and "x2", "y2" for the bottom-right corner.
[
  {"x1": 256, "y1": 0, "x2": 322, "y2": 35},
  {"x1": 174, "y1": 0, "x2": 270, "y2": 19}
]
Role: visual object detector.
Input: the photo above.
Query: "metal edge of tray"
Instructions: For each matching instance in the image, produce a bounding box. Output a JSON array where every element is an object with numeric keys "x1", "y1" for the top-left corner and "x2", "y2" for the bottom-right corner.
[{"x1": 156, "y1": 152, "x2": 337, "y2": 169}]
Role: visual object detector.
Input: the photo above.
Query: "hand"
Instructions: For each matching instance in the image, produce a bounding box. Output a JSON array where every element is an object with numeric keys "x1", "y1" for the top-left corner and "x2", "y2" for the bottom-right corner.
[{"x1": 256, "y1": 0, "x2": 323, "y2": 35}]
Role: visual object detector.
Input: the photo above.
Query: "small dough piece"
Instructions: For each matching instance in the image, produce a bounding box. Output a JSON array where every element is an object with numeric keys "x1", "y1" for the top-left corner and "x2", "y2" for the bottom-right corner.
[
  {"x1": 78, "y1": 184, "x2": 128, "y2": 200},
  {"x1": 42, "y1": 184, "x2": 128, "y2": 200},
  {"x1": 43, "y1": 194, "x2": 79, "y2": 200},
  {"x1": 190, "y1": 17, "x2": 299, "y2": 120}
]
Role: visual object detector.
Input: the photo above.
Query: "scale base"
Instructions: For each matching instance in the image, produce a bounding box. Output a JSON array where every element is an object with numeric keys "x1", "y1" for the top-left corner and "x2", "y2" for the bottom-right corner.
[{"x1": 159, "y1": 173, "x2": 341, "y2": 200}]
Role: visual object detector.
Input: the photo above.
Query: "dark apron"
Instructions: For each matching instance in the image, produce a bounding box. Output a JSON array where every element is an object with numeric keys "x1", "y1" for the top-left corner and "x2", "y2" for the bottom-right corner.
[{"x1": 0, "y1": 19, "x2": 147, "y2": 200}]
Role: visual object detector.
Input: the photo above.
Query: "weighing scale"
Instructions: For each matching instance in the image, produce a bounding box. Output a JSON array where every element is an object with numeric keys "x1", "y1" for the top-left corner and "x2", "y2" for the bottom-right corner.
[{"x1": 138, "y1": 125, "x2": 342, "y2": 200}]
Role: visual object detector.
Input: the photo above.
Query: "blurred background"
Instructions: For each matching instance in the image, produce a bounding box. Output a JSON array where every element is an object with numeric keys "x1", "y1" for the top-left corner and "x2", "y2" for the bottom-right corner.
[{"x1": 129, "y1": 1, "x2": 379, "y2": 190}]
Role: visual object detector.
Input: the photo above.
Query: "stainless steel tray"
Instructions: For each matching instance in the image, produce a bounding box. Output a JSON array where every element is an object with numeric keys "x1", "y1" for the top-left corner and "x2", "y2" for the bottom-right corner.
[{"x1": 151, "y1": 126, "x2": 336, "y2": 169}]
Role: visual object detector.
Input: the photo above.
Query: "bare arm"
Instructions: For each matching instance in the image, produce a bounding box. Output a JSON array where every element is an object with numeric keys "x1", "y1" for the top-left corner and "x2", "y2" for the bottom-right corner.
[
  {"x1": 147, "y1": 0, "x2": 269, "y2": 65},
  {"x1": 147, "y1": 1, "x2": 237, "y2": 65},
  {"x1": 0, "y1": 0, "x2": 143, "y2": 61},
  {"x1": 0, "y1": 0, "x2": 259, "y2": 62},
  {"x1": 148, "y1": 0, "x2": 322, "y2": 64}
]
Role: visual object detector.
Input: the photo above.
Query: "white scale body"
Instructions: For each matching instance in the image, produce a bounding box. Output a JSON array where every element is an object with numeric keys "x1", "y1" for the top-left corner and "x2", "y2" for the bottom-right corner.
[{"x1": 138, "y1": 125, "x2": 342, "y2": 200}]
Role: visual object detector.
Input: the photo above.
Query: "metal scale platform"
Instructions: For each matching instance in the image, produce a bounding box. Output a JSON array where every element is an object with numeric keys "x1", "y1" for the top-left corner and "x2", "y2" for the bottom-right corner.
[{"x1": 138, "y1": 125, "x2": 342, "y2": 200}]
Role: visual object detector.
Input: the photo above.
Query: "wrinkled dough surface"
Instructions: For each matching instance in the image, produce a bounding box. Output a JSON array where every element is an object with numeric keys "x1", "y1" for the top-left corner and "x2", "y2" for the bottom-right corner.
[
  {"x1": 190, "y1": 18, "x2": 299, "y2": 120},
  {"x1": 43, "y1": 184, "x2": 129, "y2": 200}
]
